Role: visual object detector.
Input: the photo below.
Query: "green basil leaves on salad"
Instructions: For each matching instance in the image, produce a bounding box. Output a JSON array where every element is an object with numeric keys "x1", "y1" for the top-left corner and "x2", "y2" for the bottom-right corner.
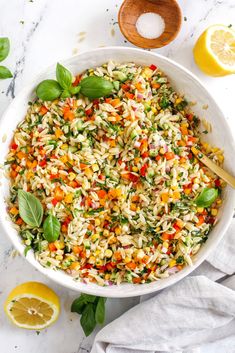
[
  {"x1": 0, "y1": 37, "x2": 12, "y2": 79},
  {"x1": 36, "y1": 62, "x2": 113, "y2": 101},
  {"x1": 36, "y1": 80, "x2": 62, "y2": 101},
  {"x1": 43, "y1": 214, "x2": 61, "y2": 242},
  {"x1": 195, "y1": 187, "x2": 218, "y2": 207},
  {"x1": 71, "y1": 293, "x2": 106, "y2": 336},
  {"x1": 18, "y1": 190, "x2": 61, "y2": 245},
  {"x1": 18, "y1": 190, "x2": 43, "y2": 227}
]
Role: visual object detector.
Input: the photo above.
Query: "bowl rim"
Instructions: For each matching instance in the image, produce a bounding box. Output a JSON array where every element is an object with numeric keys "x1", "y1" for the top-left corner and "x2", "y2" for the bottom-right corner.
[{"x1": 0, "y1": 46, "x2": 235, "y2": 297}]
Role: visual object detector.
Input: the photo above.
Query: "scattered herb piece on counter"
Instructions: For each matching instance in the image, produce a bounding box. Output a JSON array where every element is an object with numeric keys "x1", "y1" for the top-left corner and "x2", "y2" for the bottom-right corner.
[
  {"x1": 0, "y1": 37, "x2": 12, "y2": 79},
  {"x1": 195, "y1": 187, "x2": 218, "y2": 208},
  {"x1": 36, "y1": 63, "x2": 113, "y2": 101},
  {"x1": 18, "y1": 190, "x2": 43, "y2": 227},
  {"x1": 71, "y1": 293, "x2": 106, "y2": 336}
]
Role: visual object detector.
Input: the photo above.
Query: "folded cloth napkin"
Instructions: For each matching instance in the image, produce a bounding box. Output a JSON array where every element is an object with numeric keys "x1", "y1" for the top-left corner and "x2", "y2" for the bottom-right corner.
[{"x1": 91, "y1": 218, "x2": 235, "y2": 353}]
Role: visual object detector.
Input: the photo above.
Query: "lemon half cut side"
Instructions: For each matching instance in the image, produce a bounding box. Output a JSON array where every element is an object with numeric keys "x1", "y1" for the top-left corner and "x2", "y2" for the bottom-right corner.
[
  {"x1": 193, "y1": 24, "x2": 235, "y2": 76},
  {"x1": 4, "y1": 282, "x2": 60, "y2": 330}
]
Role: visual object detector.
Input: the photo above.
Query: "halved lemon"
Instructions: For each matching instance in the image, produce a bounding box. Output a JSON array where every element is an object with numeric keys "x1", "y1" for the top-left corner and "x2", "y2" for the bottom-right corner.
[
  {"x1": 4, "y1": 282, "x2": 60, "y2": 330},
  {"x1": 193, "y1": 24, "x2": 235, "y2": 76}
]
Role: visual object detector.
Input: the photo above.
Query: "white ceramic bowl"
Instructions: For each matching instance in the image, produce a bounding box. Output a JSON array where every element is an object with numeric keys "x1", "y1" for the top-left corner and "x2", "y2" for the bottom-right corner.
[{"x1": 0, "y1": 47, "x2": 235, "y2": 297}]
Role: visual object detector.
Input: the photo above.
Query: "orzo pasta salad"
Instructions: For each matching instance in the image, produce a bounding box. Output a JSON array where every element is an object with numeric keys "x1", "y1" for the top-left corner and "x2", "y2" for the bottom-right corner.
[{"x1": 5, "y1": 61, "x2": 225, "y2": 286}]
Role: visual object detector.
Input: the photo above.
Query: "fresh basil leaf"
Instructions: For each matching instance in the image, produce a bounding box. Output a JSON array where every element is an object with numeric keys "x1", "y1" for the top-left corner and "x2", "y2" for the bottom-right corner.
[
  {"x1": 18, "y1": 190, "x2": 43, "y2": 227},
  {"x1": 36, "y1": 79, "x2": 62, "y2": 101},
  {"x1": 71, "y1": 294, "x2": 97, "y2": 315},
  {"x1": 60, "y1": 89, "x2": 71, "y2": 99},
  {"x1": 71, "y1": 297, "x2": 87, "y2": 315},
  {"x1": 195, "y1": 187, "x2": 218, "y2": 208},
  {"x1": 80, "y1": 303, "x2": 96, "y2": 336},
  {"x1": 80, "y1": 76, "x2": 113, "y2": 99},
  {"x1": 95, "y1": 297, "x2": 105, "y2": 324},
  {"x1": 69, "y1": 85, "x2": 81, "y2": 95},
  {"x1": 43, "y1": 214, "x2": 60, "y2": 242},
  {"x1": 0, "y1": 37, "x2": 10, "y2": 62},
  {"x1": 0, "y1": 65, "x2": 12, "y2": 79},
  {"x1": 56, "y1": 63, "x2": 73, "y2": 90}
]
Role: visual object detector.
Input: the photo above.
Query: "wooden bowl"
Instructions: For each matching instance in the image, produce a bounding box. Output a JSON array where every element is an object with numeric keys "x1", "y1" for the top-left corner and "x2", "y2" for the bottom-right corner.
[{"x1": 118, "y1": 0, "x2": 182, "y2": 49}]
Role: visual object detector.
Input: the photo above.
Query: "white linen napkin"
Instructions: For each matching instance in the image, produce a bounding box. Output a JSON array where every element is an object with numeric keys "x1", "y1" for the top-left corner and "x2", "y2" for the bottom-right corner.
[{"x1": 91, "y1": 218, "x2": 235, "y2": 353}]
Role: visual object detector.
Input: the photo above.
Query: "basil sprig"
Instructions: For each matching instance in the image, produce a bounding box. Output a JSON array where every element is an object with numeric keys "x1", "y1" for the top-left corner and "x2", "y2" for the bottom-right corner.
[
  {"x1": 195, "y1": 187, "x2": 218, "y2": 207},
  {"x1": 71, "y1": 293, "x2": 106, "y2": 336},
  {"x1": 18, "y1": 190, "x2": 43, "y2": 227},
  {"x1": 36, "y1": 62, "x2": 113, "y2": 101},
  {"x1": 80, "y1": 76, "x2": 113, "y2": 99},
  {"x1": 0, "y1": 37, "x2": 12, "y2": 79},
  {"x1": 36, "y1": 80, "x2": 62, "y2": 101},
  {"x1": 43, "y1": 214, "x2": 61, "y2": 242}
]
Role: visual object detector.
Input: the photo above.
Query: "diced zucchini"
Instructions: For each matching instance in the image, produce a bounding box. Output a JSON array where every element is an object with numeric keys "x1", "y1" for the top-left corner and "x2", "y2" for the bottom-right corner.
[
  {"x1": 149, "y1": 149, "x2": 158, "y2": 157},
  {"x1": 84, "y1": 240, "x2": 90, "y2": 249},
  {"x1": 113, "y1": 81, "x2": 120, "y2": 91},
  {"x1": 131, "y1": 130, "x2": 138, "y2": 140},
  {"x1": 76, "y1": 120, "x2": 84, "y2": 131},
  {"x1": 113, "y1": 71, "x2": 127, "y2": 82},
  {"x1": 68, "y1": 146, "x2": 78, "y2": 153}
]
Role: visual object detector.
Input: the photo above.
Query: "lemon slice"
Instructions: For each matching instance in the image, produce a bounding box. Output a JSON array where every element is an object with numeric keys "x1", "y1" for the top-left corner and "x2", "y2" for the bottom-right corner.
[
  {"x1": 4, "y1": 282, "x2": 60, "y2": 330},
  {"x1": 193, "y1": 24, "x2": 235, "y2": 76}
]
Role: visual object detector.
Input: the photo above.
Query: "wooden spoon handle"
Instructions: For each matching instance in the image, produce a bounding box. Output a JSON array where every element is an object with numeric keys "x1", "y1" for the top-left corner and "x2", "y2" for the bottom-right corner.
[{"x1": 191, "y1": 147, "x2": 235, "y2": 189}]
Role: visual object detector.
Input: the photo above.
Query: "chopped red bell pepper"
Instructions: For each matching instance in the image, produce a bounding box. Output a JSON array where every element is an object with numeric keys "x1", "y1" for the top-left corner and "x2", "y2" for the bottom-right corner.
[
  {"x1": 149, "y1": 64, "x2": 157, "y2": 70},
  {"x1": 51, "y1": 198, "x2": 58, "y2": 206},
  {"x1": 214, "y1": 179, "x2": 221, "y2": 187},
  {"x1": 11, "y1": 142, "x2": 18, "y2": 150},
  {"x1": 140, "y1": 164, "x2": 148, "y2": 176}
]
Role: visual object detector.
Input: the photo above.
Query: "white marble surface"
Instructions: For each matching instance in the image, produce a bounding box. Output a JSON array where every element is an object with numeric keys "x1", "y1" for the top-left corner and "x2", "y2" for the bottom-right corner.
[{"x1": 0, "y1": 1, "x2": 234, "y2": 352}]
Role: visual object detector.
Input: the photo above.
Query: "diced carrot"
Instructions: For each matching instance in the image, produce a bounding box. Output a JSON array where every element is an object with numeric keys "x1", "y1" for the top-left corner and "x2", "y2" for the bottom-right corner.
[
  {"x1": 87, "y1": 224, "x2": 94, "y2": 231},
  {"x1": 180, "y1": 126, "x2": 188, "y2": 135},
  {"x1": 110, "y1": 98, "x2": 120, "y2": 107},
  {"x1": 177, "y1": 140, "x2": 186, "y2": 147},
  {"x1": 9, "y1": 207, "x2": 19, "y2": 215},
  {"x1": 31, "y1": 160, "x2": 37, "y2": 168},
  {"x1": 135, "y1": 82, "x2": 143, "y2": 91},
  {"x1": 109, "y1": 139, "x2": 116, "y2": 147},
  {"x1": 133, "y1": 277, "x2": 142, "y2": 284},
  {"x1": 187, "y1": 136, "x2": 197, "y2": 143},
  {"x1": 80, "y1": 163, "x2": 89, "y2": 170},
  {"x1": 85, "y1": 196, "x2": 92, "y2": 207},
  {"x1": 39, "y1": 106, "x2": 48, "y2": 115},
  {"x1": 10, "y1": 170, "x2": 18, "y2": 178},
  {"x1": 132, "y1": 195, "x2": 139, "y2": 202},
  {"x1": 54, "y1": 186, "x2": 64, "y2": 201},
  {"x1": 108, "y1": 189, "x2": 121, "y2": 199},
  {"x1": 162, "y1": 232, "x2": 173, "y2": 241},
  {"x1": 152, "y1": 82, "x2": 161, "y2": 89},
  {"x1": 97, "y1": 189, "x2": 107, "y2": 199},
  {"x1": 61, "y1": 224, "x2": 68, "y2": 233},
  {"x1": 48, "y1": 242, "x2": 57, "y2": 251},
  {"x1": 126, "y1": 262, "x2": 137, "y2": 270},
  {"x1": 39, "y1": 148, "x2": 46, "y2": 156},
  {"x1": 55, "y1": 129, "x2": 63, "y2": 138},
  {"x1": 177, "y1": 265, "x2": 183, "y2": 270},
  {"x1": 176, "y1": 219, "x2": 184, "y2": 229},
  {"x1": 196, "y1": 215, "x2": 205, "y2": 227},
  {"x1": 155, "y1": 155, "x2": 161, "y2": 161},
  {"x1": 161, "y1": 193, "x2": 169, "y2": 202},
  {"x1": 113, "y1": 251, "x2": 122, "y2": 261},
  {"x1": 64, "y1": 110, "x2": 75, "y2": 121},
  {"x1": 141, "y1": 152, "x2": 149, "y2": 158},
  {"x1": 164, "y1": 152, "x2": 175, "y2": 160},
  {"x1": 180, "y1": 157, "x2": 187, "y2": 163},
  {"x1": 16, "y1": 151, "x2": 26, "y2": 160},
  {"x1": 69, "y1": 261, "x2": 80, "y2": 270},
  {"x1": 142, "y1": 255, "x2": 150, "y2": 264},
  {"x1": 125, "y1": 92, "x2": 134, "y2": 99},
  {"x1": 73, "y1": 245, "x2": 83, "y2": 254},
  {"x1": 26, "y1": 160, "x2": 32, "y2": 168}
]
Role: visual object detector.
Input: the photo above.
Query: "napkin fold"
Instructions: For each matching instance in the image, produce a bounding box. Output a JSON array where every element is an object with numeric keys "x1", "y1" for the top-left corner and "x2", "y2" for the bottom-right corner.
[{"x1": 91, "y1": 219, "x2": 235, "y2": 353}]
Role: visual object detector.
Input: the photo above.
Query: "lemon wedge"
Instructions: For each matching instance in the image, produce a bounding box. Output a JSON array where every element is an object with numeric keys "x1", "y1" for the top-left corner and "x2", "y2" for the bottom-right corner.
[
  {"x1": 193, "y1": 24, "x2": 235, "y2": 76},
  {"x1": 4, "y1": 282, "x2": 60, "y2": 330}
]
